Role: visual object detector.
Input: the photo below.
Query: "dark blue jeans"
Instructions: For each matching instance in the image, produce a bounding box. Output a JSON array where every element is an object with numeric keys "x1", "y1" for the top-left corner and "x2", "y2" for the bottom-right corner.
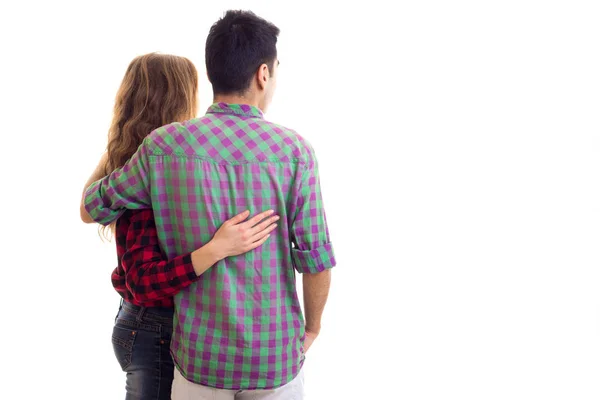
[{"x1": 112, "y1": 301, "x2": 175, "y2": 400}]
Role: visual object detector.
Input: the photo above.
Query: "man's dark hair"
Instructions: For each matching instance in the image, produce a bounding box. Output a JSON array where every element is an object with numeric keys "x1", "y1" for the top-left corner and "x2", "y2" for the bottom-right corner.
[{"x1": 206, "y1": 10, "x2": 280, "y2": 95}]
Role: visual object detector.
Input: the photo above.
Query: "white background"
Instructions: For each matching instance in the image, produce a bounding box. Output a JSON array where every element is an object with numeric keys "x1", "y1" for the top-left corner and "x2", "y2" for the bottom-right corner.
[{"x1": 1, "y1": 0, "x2": 600, "y2": 399}]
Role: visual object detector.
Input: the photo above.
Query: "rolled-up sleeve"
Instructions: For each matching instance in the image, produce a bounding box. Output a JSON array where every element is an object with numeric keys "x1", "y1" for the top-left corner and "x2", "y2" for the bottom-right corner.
[
  {"x1": 290, "y1": 144, "x2": 336, "y2": 274},
  {"x1": 291, "y1": 243, "x2": 336, "y2": 274},
  {"x1": 84, "y1": 141, "x2": 152, "y2": 226}
]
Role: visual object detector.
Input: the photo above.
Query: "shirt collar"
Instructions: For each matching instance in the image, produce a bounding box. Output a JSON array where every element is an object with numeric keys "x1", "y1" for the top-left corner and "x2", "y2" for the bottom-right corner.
[{"x1": 207, "y1": 102, "x2": 264, "y2": 119}]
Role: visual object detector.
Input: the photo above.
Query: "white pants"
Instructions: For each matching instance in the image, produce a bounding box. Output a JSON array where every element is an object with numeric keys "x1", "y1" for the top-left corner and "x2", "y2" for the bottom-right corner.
[{"x1": 171, "y1": 368, "x2": 305, "y2": 400}]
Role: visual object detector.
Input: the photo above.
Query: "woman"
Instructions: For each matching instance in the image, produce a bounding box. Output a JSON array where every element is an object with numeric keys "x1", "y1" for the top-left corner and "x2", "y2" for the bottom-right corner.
[{"x1": 81, "y1": 53, "x2": 278, "y2": 400}]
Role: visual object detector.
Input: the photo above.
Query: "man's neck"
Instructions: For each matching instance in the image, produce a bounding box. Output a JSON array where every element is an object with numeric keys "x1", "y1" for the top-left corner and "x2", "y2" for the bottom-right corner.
[{"x1": 213, "y1": 93, "x2": 261, "y2": 109}]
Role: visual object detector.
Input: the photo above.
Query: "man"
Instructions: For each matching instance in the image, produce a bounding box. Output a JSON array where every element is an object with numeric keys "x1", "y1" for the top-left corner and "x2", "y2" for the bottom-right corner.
[{"x1": 81, "y1": 10, "x2": 335, "y2": 399}]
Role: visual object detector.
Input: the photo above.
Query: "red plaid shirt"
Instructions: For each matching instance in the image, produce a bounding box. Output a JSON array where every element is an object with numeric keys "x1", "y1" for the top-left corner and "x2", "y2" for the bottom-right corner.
[{"x1": 112, "y1": 209, "x2": 198, "y2": 308}]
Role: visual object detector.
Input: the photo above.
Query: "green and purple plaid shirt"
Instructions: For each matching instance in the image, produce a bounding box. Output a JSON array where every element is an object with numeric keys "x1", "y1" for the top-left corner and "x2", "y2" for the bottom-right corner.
[{"x1": 84, "y1": 103, "x2": 336, "y2": 390}]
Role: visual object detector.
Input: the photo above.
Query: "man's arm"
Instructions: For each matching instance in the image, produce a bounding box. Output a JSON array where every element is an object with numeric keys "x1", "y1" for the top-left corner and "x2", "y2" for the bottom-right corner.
[
  {"x1": 80, "y1": 153, "x2": 108, "y2": 223},
  {"x1": 80, "y1": 141, "x2": 152, "y2": 225},
  {"x1": 290, "y1": 143, "x2": 336, "y2": 352},
  {"x1": 302, "y1": 269, "x2": 331, "y2": 352}
]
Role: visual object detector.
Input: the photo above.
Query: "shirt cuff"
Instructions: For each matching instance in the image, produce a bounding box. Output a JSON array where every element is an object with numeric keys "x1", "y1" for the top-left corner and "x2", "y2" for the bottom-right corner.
[
  {"x1": 179, "y1": 253, "x2": 199, "y2": 283},
  {"x1": 83, "y1": 180, "x2": 123, "y2": 226},
  {"x1": 292, "y1": 242, "x2": 336, "y2": 274}
]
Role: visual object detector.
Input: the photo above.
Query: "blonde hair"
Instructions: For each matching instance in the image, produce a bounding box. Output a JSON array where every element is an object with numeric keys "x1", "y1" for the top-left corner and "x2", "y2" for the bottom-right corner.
[{"x1": 101, "y1": 53, "x2": 198, "y2": 238}]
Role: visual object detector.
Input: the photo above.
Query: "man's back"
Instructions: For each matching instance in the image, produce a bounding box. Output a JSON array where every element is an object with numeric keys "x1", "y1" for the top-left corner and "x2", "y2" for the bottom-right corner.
[
  {"x1": 148, "y1": 103, "x2": 311, "y2": 259},
  {"x1": 85, "y1": 102, "x2": 335, "y2": 389}
]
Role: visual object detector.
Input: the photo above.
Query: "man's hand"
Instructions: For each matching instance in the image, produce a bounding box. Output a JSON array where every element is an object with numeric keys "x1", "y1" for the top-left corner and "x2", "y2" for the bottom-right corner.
[
  {"x1": 80, "y1": 153, "x2": 108, "y2": 223},
  {"x1": 303, "y1": 329, "x2": 319, "y2": 353}
]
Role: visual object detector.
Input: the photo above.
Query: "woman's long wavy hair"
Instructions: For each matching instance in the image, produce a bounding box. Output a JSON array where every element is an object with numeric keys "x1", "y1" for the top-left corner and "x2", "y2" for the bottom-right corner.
[{"x1": 100, "y1": 53, "x2": 198, "y2": 238}]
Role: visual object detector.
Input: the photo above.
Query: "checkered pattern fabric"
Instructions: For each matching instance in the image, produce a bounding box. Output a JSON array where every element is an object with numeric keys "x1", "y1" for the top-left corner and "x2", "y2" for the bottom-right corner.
[
  {"x1": 84, "y1": 103, "x2": 336, "y2": 390},
  {"x1": 112, "y1": 209, "x2": 198, "y2": 308}
]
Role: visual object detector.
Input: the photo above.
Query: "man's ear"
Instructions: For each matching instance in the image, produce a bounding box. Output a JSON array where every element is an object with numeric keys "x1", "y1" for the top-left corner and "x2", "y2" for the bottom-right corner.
[{"x1": 257, "y1": 64, "x2": 269, "y2": 90}]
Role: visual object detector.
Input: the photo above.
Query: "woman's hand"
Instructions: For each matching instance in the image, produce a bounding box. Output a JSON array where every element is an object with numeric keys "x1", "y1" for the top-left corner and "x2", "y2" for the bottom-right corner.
[{"x1": 209, "y1": 210, "x2": 280, "y2": 260}]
